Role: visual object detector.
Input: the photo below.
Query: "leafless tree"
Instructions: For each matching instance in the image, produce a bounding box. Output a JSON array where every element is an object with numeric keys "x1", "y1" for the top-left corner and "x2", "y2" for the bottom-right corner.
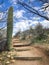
[{"x1": 17, "y1": 0, "x2": 49, "y2": 20}]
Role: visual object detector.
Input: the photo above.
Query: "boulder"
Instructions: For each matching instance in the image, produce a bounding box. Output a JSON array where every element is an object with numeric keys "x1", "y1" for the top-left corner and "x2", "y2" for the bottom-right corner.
[{"x1": 0, "y1": 39, "x2": 7, "y2": 51}]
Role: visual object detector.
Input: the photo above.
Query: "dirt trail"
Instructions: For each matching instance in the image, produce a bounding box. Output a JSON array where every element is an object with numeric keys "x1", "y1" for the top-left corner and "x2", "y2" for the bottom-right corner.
[
  {"x1": 11, "y1": 38, "x2": 49, "y2": 65},
  {"x1": 9, "y1": 46, "x2": 49, "y2": 65},
  {"x1": 16, "y1": 46, "x2": 44, "y2": 57}
]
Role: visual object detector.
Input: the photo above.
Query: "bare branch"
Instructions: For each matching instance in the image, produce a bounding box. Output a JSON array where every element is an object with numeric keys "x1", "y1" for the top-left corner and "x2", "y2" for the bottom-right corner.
[
  {"x1": 41, "y1": 4, "x2": 49, "y2": 11},
  {"x1": 18, "y1": 1, "x2": 49, "y2": 20}
]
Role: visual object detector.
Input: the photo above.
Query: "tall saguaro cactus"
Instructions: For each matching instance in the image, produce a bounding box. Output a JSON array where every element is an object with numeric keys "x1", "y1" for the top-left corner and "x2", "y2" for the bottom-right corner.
[{"x1": 7, "y1": 6, "x2": 13, "y2": 51}]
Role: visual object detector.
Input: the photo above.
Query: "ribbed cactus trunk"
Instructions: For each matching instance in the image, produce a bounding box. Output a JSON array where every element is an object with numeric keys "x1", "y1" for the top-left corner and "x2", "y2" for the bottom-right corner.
[{"x1": 7, "y1": 6, "x2": 13, "y2": 51}]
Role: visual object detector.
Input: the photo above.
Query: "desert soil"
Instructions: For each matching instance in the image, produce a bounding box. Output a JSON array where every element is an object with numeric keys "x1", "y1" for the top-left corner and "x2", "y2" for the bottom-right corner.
[
  {"x1": 9, "y1": 46, "x2": 49, "y2": 65},
  {"x1": 9, "y1": 38, "x2": 49, "y2": 65}
]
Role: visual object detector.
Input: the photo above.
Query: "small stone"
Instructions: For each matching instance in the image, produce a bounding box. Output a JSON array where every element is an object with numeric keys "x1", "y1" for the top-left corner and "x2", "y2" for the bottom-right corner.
[
  {"x1": 10, "y1": 56, "x2": 13, "y2": 59},
  {"x1": 7, "y1": 55, "x2": 11, "y2": 58},
  {"x1": 9, "y1": 52, "x2": 12, "y2": 54},
  {"x1": 0, "y1": 58, "x2": 2, "y2": 60},
  {"x1": 6, "y1": 61, "x2": 10, "y2": 64},
  {"x1": 11, "y1": 60, "x2": 15, "y2": 63},
  {"x1": 10, "y1": 53, "x2": 13, "y2": 56}
]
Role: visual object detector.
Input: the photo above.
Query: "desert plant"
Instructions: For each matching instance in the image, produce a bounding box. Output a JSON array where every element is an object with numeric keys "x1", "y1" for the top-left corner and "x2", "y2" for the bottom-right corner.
[
  {"x1": 7, "y1": 6, "x2": 13, "y2": 51},
  {"x1": 35, "y1": 23, "x2": 47, "y2": 40},
  {"x1": 20, "y1": 33, "x2": 26, "y2": 40}
]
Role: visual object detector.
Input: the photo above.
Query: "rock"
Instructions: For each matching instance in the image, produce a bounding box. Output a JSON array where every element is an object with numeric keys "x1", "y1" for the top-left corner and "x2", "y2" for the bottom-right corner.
[
  {"x1": 11, "y1": 60, "x2": 15, "y2": 63},
  {"x1": 10, "y1": 56, "x2": 14, "y2": 59},
  {"x1": 0, "y1": 58, "x2": 2, "y2": 60},
  {"x1": 7, "y1": 55, "x2": 11, "y2": 58},
  {"x1": 0, "y1": 39, "x2": 7, "y2": 51},
  {"x1": 8, "y1": 51, "x2": 13, "y2": 54},
  {"x1": 6, "y1": 61, "x2": 10, "y2": 64}
]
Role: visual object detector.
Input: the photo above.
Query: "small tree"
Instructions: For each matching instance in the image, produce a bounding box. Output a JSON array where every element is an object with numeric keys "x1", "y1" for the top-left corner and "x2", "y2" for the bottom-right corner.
[{"x1": 35, "y1": 23, "x2": 45, "y2": 40}]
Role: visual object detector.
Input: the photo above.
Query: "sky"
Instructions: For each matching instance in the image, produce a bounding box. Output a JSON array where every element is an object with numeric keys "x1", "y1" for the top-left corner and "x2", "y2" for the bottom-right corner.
[{"x1": 0, "y1": 0, "x2": 49, "y2": 36}]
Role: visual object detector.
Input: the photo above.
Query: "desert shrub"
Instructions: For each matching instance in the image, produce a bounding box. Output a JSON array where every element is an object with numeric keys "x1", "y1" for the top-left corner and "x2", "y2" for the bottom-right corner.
[
  {"x1": 29, "y1": 38, "x2": 35, "y2": 44},
  {"x1": 29, "y1": 26, "x2": 35, "y2": 35},
  {"x1": 35, "y1": 23, "x2": 47, "y2": 40},
  {"x1": 14, "y1": 30, "x2": 21, "y2": 38},
  {"x1": 20, "y1": 33, "x2": 26, "y2": 40},
  {"x1": 29, "y1": 23, "x2": 48, "y2": 45}
]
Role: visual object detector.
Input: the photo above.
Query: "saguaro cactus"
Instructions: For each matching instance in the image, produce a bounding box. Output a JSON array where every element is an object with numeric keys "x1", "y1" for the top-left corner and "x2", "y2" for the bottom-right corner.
[{"x1": 7, "y1": 6, "x2": 13, "y2": 51}]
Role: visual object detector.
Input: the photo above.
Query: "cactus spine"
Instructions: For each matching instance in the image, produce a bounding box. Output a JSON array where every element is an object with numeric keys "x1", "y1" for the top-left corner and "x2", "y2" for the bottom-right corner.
[{"x1": 7, "y1": 6, "x2": 13, "y2": 51}]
